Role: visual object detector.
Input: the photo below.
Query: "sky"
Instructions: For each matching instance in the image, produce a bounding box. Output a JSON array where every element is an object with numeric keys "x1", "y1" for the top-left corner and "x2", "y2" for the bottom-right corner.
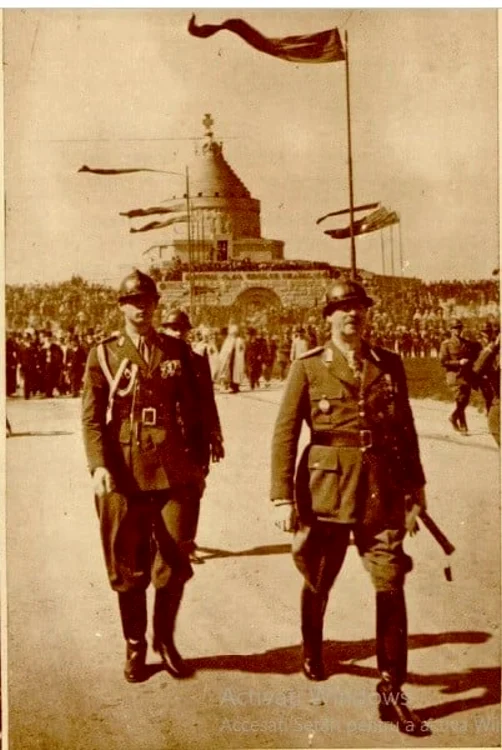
[{"x1": 4, "y1": 8, "x2": 499, "y2": 287}]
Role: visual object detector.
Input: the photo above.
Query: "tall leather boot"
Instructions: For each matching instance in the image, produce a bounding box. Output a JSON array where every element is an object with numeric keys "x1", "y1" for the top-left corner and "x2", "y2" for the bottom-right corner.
[
  {"x1": 152, "y1": 584, "x2": 193, "y2": 678},
  {"x1": 301, "y1": 585, "x2": 327, "y2": 681},
  {"x1": 118, "y1": 589, "x2": 147, "y2": 683},
  {"x1": 375, "y1": 590, "x2": 431, "y2": 737}
]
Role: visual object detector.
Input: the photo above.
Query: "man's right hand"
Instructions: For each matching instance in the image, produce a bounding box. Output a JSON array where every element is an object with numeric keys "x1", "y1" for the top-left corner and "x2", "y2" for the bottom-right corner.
[
  {"x1": 93, "y1": 467, "x2": 113, "y2": 498},
  {"x1": 273, "y1": 501, "x2": 296, "y2": 533}
]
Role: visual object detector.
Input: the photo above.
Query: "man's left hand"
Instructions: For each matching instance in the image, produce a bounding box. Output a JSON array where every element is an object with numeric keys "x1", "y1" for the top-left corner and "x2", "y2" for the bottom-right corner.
[{"x1": 405, "y1": 487, "x2": 427, "y2": 535}]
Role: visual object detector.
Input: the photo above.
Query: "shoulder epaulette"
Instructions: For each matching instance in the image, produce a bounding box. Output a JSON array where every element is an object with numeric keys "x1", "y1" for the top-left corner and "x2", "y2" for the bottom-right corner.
[
  {"x1": 99, "y1": 332, "x2": 121, "y2": 346},
  {"x1": 299, "y1": 345, "x2": 324, "y2": 360}
]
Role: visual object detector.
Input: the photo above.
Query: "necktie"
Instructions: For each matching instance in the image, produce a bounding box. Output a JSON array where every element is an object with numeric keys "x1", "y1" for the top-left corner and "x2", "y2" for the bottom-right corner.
[
  {"x1": 138, "y1": 336, "x2": 149, "y2": 364},
  {"x1": 347, "y1": 349, "x2": 363, "y2": 381}
]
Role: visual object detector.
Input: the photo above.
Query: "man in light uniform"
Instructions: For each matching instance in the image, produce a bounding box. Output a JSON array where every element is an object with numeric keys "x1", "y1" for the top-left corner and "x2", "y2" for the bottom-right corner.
[{"x1": 271, "y1": 279, "x2": 430, "y2": 737}]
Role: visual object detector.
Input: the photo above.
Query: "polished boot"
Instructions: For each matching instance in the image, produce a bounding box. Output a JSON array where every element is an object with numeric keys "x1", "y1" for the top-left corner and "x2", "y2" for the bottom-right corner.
[
  {"x1": 375, "y1": 590, "x2": 431, "y2": 737},
  {"x1": 153, "y1": 585, "x2": 194, "y2": 678},
  {"x1": 301, "y1": 585, "x2": 327, "y2": 681},
  {"x1": 118, "y1": 590, "x2": 148, "y2": 683},
  {"x1": 123, "y1": 639, "x2": 148, "y2": 683}
]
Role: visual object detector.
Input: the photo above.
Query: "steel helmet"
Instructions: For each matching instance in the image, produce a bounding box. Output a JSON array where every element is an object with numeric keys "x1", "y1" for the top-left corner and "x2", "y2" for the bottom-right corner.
[
  {"x1": 323, "y1": 280, "x2": 374, "y2": 317},
  {"x1": 117, "y1": 269, "x2": 159, "y2": 303}
]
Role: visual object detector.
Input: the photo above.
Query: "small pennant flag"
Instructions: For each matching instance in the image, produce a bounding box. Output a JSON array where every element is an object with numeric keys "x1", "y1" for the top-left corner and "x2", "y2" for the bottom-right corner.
[
  {"x1": 130, "y1": 214, "x2": 188, "y2": 234},
  {"x1": 316, "y1": 202, "x2": 380, "y2": 225},
  {"x1": 188, "y1": 15, "x2": 345, "y2": 64},
  {"x1": 120, "y1": 204, "x2": 185, "y2": 218},
  {"x1": 78, "y1": 165, "x2": 171, "y2": 175}
]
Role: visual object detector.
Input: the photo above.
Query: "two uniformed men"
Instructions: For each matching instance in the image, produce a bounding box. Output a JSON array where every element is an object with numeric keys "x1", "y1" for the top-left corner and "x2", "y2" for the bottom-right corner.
[
  {"x1": 82, "y1": 270, "x2": 213, "y2": 682},
  {"x1": 271, "y1": 280, "x2": 430, "y2": 737}
]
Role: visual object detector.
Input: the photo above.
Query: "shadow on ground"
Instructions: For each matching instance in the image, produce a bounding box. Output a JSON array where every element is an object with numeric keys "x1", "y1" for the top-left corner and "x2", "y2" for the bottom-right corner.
[{"x1": 186, "y1": 631, "x2": 499, "y2": 722}]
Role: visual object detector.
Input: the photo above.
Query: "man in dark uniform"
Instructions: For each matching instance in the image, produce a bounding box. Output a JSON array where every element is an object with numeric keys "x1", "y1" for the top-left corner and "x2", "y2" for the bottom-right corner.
[
  {"x1": 161, "y1": 309, "x2": 224, "y2": 562},
  {"x1": 439, "y1": 318, "x2": 479, "y2": 434},
  {"x1": 473, "y1": 328, "x2": 500, "y2": 445},
  {"x1": 82, "y1": 270, "x2": 205, "y2": 683},
  {"x1": 271, "y1": 280, "x2": 430, "y2": 737}
]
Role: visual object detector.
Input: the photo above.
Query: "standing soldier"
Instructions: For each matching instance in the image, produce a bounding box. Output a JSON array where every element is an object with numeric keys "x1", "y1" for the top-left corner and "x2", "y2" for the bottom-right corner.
[
  {"x1": 271, "y1": 280, "x2": 430, "y2": 737},
  {"x1": 161, "y1": 309, "x2": 225, "y2": 561},
  {"x1": 82, "y1": 269, "x2": 205, "y2": 683},
  {"x1": 439, "y1": 318, "x2": 479, "y2": 435}
]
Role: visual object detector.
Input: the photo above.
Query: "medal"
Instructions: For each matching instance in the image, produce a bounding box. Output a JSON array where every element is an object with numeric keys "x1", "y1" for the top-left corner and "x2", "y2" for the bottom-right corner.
[{"x1": 318, "y1": 396, "x2": 331, "y2": 414}]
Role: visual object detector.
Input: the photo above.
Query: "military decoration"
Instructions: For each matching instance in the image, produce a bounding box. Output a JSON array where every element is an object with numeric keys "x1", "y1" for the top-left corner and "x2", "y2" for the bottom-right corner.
[
  {"x1": 160, "y1": 359, "x2": 181, "y2": 378},
  {"x1": 318, "y1": 396, "x2": 331, "y2": 414}
]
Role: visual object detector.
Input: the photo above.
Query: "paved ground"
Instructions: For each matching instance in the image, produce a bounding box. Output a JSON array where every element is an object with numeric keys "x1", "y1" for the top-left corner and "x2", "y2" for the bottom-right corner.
[{"x1": 5, "y1": 386, "x2": 501, "y2": 749}]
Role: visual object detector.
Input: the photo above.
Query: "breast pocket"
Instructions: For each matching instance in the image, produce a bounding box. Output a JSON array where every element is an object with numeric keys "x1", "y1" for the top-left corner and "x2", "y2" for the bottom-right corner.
[
  {"x1": 310, "y1": 386, "x2": 345, "y2": 425},
  {"x1": 307, "y1": 445, "x2": 341, "y2": 515}
]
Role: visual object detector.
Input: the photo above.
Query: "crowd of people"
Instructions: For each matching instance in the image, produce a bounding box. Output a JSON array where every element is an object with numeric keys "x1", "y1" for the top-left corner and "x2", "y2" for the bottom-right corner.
[{"x1": 6, "y1": 273, "x2": 499, "y2": 400}]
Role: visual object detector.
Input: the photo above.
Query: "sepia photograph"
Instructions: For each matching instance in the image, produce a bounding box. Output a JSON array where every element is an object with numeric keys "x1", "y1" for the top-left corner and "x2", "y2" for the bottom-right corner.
[{"x1": 3, "y1": 8, "x2": 500, "y2": 749}]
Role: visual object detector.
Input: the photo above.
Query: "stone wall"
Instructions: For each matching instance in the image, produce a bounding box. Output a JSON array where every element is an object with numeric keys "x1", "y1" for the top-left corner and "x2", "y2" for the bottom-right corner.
[{"x1": 157, "y1": 269, "x2": 333, "y2": 310}]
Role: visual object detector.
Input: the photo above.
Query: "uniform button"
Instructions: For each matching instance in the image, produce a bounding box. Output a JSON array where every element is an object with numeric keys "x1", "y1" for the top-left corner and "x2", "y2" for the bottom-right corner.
[
  {"x1": 371, "y1": 492, "x2": 377, "y2": 500},
  {"x1": 359, "y1": 411, "x2": 365, "y2": 418}
]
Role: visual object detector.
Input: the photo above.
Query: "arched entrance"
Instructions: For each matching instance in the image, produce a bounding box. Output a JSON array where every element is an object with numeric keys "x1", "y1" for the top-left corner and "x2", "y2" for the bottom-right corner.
[{"x1": 231, "y1": 287, "x2": 282, "y2": 326}]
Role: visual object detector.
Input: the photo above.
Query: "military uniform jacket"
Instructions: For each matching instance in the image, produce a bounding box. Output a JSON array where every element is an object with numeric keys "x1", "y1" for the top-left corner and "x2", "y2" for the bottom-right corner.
[
  {"x1": 82, "y1": 330, "x2": 204, "y2": 493},
  {"x1": 439, "y1": 336, "x2": 479, "y2": 387},
  {"x1": 270, "y1": 340, "x2": 425, "y2": 527}
]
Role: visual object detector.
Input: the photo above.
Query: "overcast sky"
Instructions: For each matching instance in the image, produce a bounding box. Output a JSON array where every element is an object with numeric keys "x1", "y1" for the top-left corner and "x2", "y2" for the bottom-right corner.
[{"x1": 4, "y1": 8, "x2": 499, "y2": 287}]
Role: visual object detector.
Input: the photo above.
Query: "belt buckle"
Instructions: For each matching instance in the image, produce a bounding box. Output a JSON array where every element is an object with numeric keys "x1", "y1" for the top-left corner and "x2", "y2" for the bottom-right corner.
[
  {"x1": 360, "y1": 429, "x2": 372, "y2": 449},
  {"x1": 142, "y1": 407, "x2": 157, "y2": 426}
]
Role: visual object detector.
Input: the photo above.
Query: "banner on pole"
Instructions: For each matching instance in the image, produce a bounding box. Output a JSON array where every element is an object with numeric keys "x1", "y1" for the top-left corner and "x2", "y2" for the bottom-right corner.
[{"x1": 188, "y1": 15, "x2": 345, "y2": 64}]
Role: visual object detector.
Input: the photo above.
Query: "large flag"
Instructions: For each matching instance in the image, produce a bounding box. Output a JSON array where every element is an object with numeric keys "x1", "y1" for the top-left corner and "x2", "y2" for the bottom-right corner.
[
  {"x1": 130, "y1": 214, "x2": 188, "y2": 234},
  {"x1": 324, "y1": 206, "x2": 399, "y2": 239},
  {"x1": 120, "y1": 204, "x2": 184, "y2": 218},
  {"x1": 188, "y1": 15, "x2": 345, "y2": 64}
]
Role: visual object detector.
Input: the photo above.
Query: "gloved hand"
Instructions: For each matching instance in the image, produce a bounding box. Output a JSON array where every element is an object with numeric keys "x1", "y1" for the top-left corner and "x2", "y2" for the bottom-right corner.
[
  {"x1": 93, "y1": 467, "x2": 114, "y2": 499},
  {"x1": 405, "y1": 486, "x2": 427, "y2": 535},
  {"x1": 273, "y1": 501, "x2": 297, "y2": 533}
]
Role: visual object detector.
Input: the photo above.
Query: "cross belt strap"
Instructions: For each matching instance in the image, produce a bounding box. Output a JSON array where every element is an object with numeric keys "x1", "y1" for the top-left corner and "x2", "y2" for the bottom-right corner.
[{"x1": 96, "y1": 344, "x2": 136, "y2": 424}]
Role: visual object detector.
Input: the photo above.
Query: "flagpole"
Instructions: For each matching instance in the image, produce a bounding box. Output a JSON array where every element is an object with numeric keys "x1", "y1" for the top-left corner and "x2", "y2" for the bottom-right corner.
[
  {"x1": 344, "y1": 31, "x2": 357, "y2": 281},
  {"x1": 390, "y1": 224, "x2": 395, "y2": 277},
  {"x1": 185, "y1": 165, "x2": 194, "y2": 315},
  {"x1": 380, "y1": 229, "x2": 386, "y2": 276},
  {"x1": 398, "y1": 218, "x2": 403, "y2": 277}
]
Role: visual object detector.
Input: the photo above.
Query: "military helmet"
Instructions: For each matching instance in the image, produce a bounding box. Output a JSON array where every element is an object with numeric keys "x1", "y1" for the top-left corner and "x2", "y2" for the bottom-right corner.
[
  {"x1": 323, "y1": 279, "x2": 373, "y2": 317},
  {"x1": 117, "y1": 269, "x2": 159, "y2": 303},
  {"x1": 162, "y1": 308, "x2": 192, "y2": 331}
]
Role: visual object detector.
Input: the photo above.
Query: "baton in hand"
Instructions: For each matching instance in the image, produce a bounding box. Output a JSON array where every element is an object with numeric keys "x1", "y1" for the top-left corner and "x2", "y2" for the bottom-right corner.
[{"x1": 418, "y1": 510, "x2": 456, "y2": 581}]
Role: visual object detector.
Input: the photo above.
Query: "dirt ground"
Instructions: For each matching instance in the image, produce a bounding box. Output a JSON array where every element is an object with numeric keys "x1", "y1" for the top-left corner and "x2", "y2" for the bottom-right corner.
[{"x1": 4, "y1": 386, "x2": 501, "y2": 749}]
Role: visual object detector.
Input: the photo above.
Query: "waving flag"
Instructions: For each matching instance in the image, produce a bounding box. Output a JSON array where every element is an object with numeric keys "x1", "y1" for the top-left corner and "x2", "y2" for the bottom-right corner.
[
  {"x1": 188, "y1": 15, "x2": 345, "y2": 64},
  {"x1": 316, "y1": 202, "x2": 380, "y2": 225},
  {"x1": 324, "y1": 207, "x2": 400, "y2": 239},
  {"x1": 130, "y1": 214, "x2": 188, "y2": 234},
  {"x1": 120, "y1": 204, "x2": 184, "y2": 218},
  {"x1": 79, "y1": 165, "x2": 171, "y2": 175}
]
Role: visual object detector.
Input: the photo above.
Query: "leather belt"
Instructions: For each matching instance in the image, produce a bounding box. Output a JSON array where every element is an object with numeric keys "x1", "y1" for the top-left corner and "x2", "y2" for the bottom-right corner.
[{"x1": 312, "y1": 430, "x2": 373, "y2": 449}]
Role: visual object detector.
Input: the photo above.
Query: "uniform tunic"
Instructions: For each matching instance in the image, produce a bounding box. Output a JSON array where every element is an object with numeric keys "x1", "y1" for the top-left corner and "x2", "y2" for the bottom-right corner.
[
  {"x1": 82, "y1": 330, "x2": 205, "y2": 591},
  {"x1": 271, "y1": 340, "x2": 425, "y2": 594}
]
